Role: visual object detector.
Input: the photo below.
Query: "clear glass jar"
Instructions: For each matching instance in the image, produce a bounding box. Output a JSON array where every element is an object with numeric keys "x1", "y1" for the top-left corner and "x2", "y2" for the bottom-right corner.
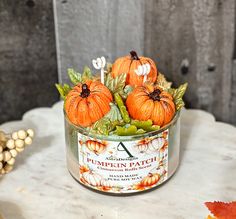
[{"x1": 64, "y1": 111, "x2": 180, "y2": 195}]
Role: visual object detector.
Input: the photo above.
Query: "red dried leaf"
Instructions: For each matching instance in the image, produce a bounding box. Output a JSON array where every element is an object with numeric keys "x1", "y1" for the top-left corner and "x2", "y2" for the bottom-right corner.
[
  {"x1": 205, "y1": 201, "x2": 236, "y2": 219},
  {"x1": 206, "y1": 216, "x2": 217, "y2": 219}
]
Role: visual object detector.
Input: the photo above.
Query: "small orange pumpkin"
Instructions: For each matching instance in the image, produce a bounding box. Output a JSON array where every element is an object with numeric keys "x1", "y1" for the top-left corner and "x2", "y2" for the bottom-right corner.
[
  {"x1": 65, "y1": 80, "x2": 113, "y2": 127},
  {"x1": 140, "y1": 173, "x2": 160, "y2": 187},
  {"x1": 85, "y1": 140, "x2": 107, "y2": 154},
  {"x1": 112, "y1": 51, "x2": 158, "y2": 86},
  {"x1": 126, "y1": 84, "x2": 176, "y2": 126}
]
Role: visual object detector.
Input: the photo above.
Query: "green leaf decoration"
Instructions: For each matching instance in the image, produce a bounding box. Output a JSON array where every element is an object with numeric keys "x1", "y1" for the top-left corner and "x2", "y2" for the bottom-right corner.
[
  {"x1": 115, "y1": 125, "x2": 137, "y2": 136},
  {"x1": 131, "y1": 119, "x2": 160, "y2": 132},
  {"x1": 55, "y1": 83, "x2": 72, "y2": 100},
  {"x1": 124, "y1": 85, "x2": 134, "y2": 95},
  {"x1": 104, "y1": 103, "x2": 122, "y2": 121},
  {"x1": 92, "y1": 117, "x2": 111, "y2": 135},
  {"x1": 82, "y1": 66, "x2": 93, "y2": 82},
  {"x1": 156, "y1": 72, "x2": 172, "y2": 90},
  {"x1": 114, "y1": 93, "x2": 130, "y2": 123},
  {"x1": 115, "y1": 125, "x2": 147, "y2": 136},
  {"x1": 67, "y1": 68, "x2": 82, "y2": 85},
  {"x1": 92, "y1": 118, "x2": 124, "y2": 135},
  {"x1": 169, "y1": 83, "x2": 188, "y2": 111},
  {"x1": 136, "y1": 129, "x2": 146, "y2": 134},
  {"x1": 120, "y1": 85, "x2": 134, "y2": 99},
  {"x1": 105, "y1": 73, "x2": 127, "y2": 94}
]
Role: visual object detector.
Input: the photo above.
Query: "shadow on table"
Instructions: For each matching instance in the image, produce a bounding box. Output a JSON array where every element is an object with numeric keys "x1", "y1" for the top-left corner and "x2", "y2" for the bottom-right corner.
[
  {"x1": 179, "y1": 109, "x2": 198, "y2": 163},
  {"x1": 0, "y1": 201, "x2": 26, "y2": 219}
]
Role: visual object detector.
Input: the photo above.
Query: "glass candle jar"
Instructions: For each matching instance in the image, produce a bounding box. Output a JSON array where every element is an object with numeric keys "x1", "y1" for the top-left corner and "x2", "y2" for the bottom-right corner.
[{"x1": 64, "y1": 111, "x2": 180, "y2": 195}]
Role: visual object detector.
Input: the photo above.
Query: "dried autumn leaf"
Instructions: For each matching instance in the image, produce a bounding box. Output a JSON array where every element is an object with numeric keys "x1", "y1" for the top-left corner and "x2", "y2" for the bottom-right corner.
[
  {"x1": 206, "y1": 215, "x2": 217, "y2": 219},
  {"x1": 205, "y1": 201, "x2": 236, "y2": 219},
  {"x1": 105, "y1": 73, "x2": 127, "y2": 95},
  {"x1": 156, "y1": 72, "x2": 172, "y2": 89},
  {"x1": 106, "y1": 62, "x2": 112, "y2": 74},
  {"x1": 168, "y1": 83, "x2": 188, "y2": 111}
]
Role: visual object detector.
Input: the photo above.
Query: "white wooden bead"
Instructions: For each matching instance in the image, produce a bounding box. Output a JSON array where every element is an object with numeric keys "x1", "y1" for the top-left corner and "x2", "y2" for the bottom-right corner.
[
  {"x1": 16, "y1": 147, "x2": 24, "y2": 153},
  {"x1": 27, "y1": 129, "x2": 34, "y2": 138},
  {"x1": 0, "y1": 146, "x2": 3, "y2": 153},
  {"x1": 0, "y1": 141, "x2": 6, "y2": 149},
  {"x1": 17, "y1": 130, "x2": 27, "y2": 140},
  {"x1": 3, "y1": 151, "x2": 11, "y2": 162},
  {"x1": 12, "y1": 132, "x2": 18, "y2": 140},
  {"x1": 0, "y1": 153, "x2": 3, "y2": 161},
  {"x1": 7, "y1": 157, "x2": 15, "y2": 165},
  {"x1": 10, "y1": 149, "x2": 18, "y2": 158},
  {"x1": 25, "y1": 137, "x2": 32, "y2": 145},
  {"x1": 15, "y1": 139, "x2": 24, "y2": 148},
  {"x1": 4, "y1": 164, "x2": 13, "y2": 173},
  {"x1": 0, "y1": 131, "x2": 6, "y2": 142},
  {"x1": 6, "y1": 139, "x2": 15, "y2": 149},
  {"x1": 0, "y1": 162, "x2": 3, "y2": 170}
]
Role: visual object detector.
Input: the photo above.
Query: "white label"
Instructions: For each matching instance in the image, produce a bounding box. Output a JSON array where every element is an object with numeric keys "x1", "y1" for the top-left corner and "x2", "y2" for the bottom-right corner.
[{"x1": 77, "y1": 130, "x2": 168, "y2": 193}]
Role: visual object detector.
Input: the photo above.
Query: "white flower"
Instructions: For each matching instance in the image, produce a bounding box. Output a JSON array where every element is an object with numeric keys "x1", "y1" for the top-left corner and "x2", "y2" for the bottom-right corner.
[{"x1": 92, "y1": 56, "x2": 106, "y2": 70}]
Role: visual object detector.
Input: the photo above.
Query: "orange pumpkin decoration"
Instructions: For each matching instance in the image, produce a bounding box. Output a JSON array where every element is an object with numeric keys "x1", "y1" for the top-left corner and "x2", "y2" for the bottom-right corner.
[
  {"x1": 82, "y1": 171, "x2": 103, "y2": 186},
  {"x1": 140, "y1": 173, "x2": 160, "y2": 187},
  {"x1": 112, "y1": 51, "x2": 158, "y2": 86},
  {"x1": 79, "y1": 165, "x2": 90, "y2": 174},
  {"x1": 126, "y1": 84, "x2": 176, "y2": 126},
  {"x1": 65, "y1": 80, "x2": 113, "y2": 127},
  {"x1": 85, "y1": 140, "x2": 107, "y2": 154}
]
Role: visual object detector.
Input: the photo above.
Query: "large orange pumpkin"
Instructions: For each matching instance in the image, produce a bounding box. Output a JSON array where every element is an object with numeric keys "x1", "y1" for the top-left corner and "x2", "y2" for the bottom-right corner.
[
  {"x1": 126, "y1": 84, "x2": 176, "y2": 126},
  {"x1": 65, "y1": 80, "x2": 113, "y2": 127},
  {"x1": 112, "y1": 51, "x2": 158, "y2": 86}
]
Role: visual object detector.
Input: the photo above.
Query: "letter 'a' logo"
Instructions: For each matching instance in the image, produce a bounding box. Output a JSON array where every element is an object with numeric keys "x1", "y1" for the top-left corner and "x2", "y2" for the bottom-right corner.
[{"x1": 117, "y1": 142, "x2": 134, "y2": 158}]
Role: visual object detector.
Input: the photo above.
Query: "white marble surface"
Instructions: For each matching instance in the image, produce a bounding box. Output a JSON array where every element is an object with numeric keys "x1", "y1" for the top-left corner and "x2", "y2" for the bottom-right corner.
[{"x1": 0, "y1": 102, "x2": 236, "y2": 219}]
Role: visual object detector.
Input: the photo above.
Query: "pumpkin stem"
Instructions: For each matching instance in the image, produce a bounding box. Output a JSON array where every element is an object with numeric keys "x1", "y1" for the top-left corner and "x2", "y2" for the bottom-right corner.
[
  {"x1": 130, "y1": 50, "x2": 140, "y2": 60},
  {"x1": 80, "y1": 84, "x2": 90, "y2": 98},
  {"x1": 149, "y1": 89, "x2": 161, "y2": 101}
]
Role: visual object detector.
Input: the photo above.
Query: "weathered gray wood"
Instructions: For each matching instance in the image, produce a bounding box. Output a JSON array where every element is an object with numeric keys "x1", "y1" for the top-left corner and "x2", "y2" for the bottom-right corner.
[
  {"x1": 54, "y1": 0, "x2": 145, "y2": 83},
  {"x1": 144, "y1": 0, "x2": 235, "y2": 123},
  {"x1": 230, "y1": 2, "x2": 236, "y2": 125},
  {"x1": 230, "y1": 60, "x2": 236, "y2": 124},
  {"x1": 0, "y1": 0, "x2": 58, "y2": 123},
  {"x1": 55, "y1": 0, "x2": 236, "y2": 124}
]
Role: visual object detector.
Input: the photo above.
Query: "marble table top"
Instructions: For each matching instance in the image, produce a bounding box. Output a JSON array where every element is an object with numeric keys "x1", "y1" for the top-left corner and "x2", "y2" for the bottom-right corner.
[{"x1": 0, "y1": 102, "x2": 235, "y2": 219}]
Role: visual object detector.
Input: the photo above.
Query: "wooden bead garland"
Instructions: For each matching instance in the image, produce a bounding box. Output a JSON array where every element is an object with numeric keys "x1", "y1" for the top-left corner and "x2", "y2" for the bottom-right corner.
[{"x1": 0, "y1": 129, "x2": 34, "y2": 175}]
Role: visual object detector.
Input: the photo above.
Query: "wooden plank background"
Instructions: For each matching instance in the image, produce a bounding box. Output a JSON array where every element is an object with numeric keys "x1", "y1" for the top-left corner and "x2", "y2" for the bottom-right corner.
[
  {"x1": 55, "y1": 0, "x2": 236, "y2": 125},
  {"x1": 0, "y1": 0, "x2": 58, "y2": 123},
  {"x1": 0, "y1": 0, "x2": 235, "y2": 125}
]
